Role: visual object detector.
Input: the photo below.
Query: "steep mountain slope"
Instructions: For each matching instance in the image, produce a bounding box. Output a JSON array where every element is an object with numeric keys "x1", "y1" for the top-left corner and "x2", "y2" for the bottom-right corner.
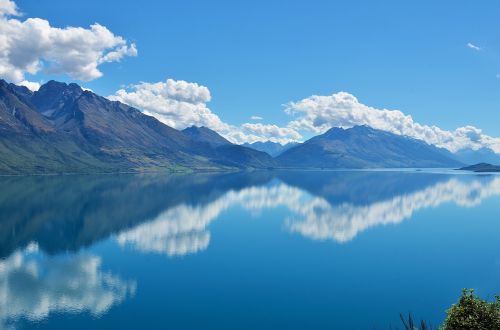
[
  {"x1": 0, "y1": 80, "x2": 274, "y2": 174},
  {"x1": 0, "y1": 81, "x2": 114, "y2": 174},
  {"x1": 277, "y1": 125, "x2": 462, "y2": 168},
  {"x1": 242, "y1": 141, "x2": 299, "y2": 157}
]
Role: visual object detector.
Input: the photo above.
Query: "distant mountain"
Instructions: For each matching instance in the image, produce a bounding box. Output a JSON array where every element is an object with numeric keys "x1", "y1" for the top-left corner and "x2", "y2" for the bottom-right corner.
[
  {"x1": 242, "y1": 141, "x2": 300, "y2": 157},
  {"x1": 453, "y1": 147, "x2": 500, "y2": 165},
  {"x1": 459, "y1": 163, "x2": 500, "y2": 172},
  {"x1": 0, "y1": 80, "x2": 274, "y2": 174},
  {"x1": 276, "y1": 125, "x2": 463, "y2": 168}
]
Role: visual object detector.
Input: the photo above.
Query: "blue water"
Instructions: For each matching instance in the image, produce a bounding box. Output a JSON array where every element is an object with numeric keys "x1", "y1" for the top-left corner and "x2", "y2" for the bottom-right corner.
[{"x1": 1, "y1": 170, "x2": 500, "y2": 329}]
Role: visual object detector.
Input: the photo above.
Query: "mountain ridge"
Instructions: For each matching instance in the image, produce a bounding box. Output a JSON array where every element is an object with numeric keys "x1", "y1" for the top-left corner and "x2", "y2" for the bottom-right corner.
[
  {"x1": 0, "y1": 79, "x2": 485, "y2": 174},
  {"x1": 277, "y1": 125, "x2": 463, "y2": 168},
  {"x1": 0, "y1": 80, "x2": 274, "y2": 174}
]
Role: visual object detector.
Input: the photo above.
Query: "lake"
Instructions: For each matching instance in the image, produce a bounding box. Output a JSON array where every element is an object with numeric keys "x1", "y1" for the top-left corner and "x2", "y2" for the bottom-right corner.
[{"x1": 1, "y1": 170, "x2": 500, "y2": 329}]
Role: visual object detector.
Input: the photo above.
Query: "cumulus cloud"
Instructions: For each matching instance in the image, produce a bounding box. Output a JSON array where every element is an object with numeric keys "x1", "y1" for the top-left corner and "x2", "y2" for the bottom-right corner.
[
  {"x1": 467, "y1": 42, "x2": 481, "y2": 51},
  {"x1": 109, "y1": 78, "x2": 302, "y2": 144},
  {"x1": 242, "y1": 123, "x2": 302, "y2": 141},
  {"x1": 110, "y1": 79, "x2": 221, "y2": 130},
  {"x1": 0, "y1": 0, "x2": 18, "y2": 17},
  {"x1": 109, "y1": 78, "x2": 499, "y2": 151},
  {"x1": 285, "y1": 91, "x2": 500, "y2": 152},
  {"x1": 0, "y1": 0, "x2": 137, "y2": 82}
]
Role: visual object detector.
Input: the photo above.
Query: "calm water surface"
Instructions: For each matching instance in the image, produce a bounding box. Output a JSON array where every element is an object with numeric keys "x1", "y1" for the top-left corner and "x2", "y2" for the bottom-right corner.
[{"x1": 1, "y1": 170, "x2": 500, "y2": 329}]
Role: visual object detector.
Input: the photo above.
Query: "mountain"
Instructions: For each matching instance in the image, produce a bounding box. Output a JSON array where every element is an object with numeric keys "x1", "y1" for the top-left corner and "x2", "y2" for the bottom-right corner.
[
  {"x1": 0, "y1": 80, "x2": 274, "y2": 174},
  {"x1": 0, "y1": 80, "x2": 471, "y2": 173},
  {"x1": 276, "y1": 125, "x2": 463, "y2": 168},
  {"x1": 182, "y1": 126, "x2": 277, "y2": 169},
  {"x1": 459, "y1": 163, "x2": 500, "y2": 172},
  {"x1": 453, "y1": 147, "x2": 500, "y2": 165},
  {"x1": 182, "y1": 126, "x2": 231, "y2": 147},
  {"x1": 242, "y1": 141, "x2": 300, "y2": 157}
]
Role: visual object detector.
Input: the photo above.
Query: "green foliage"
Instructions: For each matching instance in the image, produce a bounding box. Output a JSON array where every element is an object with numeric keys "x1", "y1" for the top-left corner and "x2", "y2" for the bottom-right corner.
[{"x1": 441, "y1": 289, "x2": 500, "y2": 330}]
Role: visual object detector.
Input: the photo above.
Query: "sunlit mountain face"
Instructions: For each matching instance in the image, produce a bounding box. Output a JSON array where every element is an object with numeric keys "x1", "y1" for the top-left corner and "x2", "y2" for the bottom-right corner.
[{"x1": 1, "y1": 170, "x2": 500, "y2": 329}]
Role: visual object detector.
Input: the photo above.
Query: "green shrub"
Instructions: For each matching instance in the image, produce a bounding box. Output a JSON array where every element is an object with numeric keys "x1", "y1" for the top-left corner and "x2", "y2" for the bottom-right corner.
[{"x1": 441, "y1": 289, "x2": 500, "y2": 330}]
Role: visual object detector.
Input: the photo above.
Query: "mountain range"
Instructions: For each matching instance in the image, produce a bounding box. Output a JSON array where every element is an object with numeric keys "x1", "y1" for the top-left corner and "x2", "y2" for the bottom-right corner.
[
  {"x1": 1, "y1": 79, "x2": 495, "y2": 174},
  {"x1": 0, "y1": 80, "x2": 275, "y2": 174}
]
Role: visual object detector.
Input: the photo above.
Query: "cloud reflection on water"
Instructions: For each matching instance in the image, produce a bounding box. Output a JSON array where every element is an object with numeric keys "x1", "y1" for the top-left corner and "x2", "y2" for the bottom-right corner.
[
  {"x1": 285, "y1": 176, "x2": 500, "y2": 242},
  {"x1": 115, "y1": 174, "x2": 500, "y2": 256},
  {"x1": 0, "y1": 243, "x2": 136, "y2": 329}
]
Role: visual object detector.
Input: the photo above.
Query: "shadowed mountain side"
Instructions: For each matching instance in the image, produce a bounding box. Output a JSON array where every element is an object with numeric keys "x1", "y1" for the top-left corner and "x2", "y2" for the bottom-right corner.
[
  {"x1": 212, "y1": 144, "x2": 277, "y2": 169},
  {"x1": 182, "y1": 126, "x2": 277, "y2": 168},
  {"x1": 0, "y1": 171, "x2": 274, "y2": 258}
]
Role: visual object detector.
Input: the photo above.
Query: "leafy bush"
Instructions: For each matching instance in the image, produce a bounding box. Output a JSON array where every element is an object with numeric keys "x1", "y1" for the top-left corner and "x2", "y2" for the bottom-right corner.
[{"x1": 441, "y1": 289, "x2": 500, "y2": 330}]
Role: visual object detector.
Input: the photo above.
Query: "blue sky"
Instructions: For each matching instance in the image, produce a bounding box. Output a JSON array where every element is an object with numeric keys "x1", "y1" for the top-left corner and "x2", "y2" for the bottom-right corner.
[{"x1": 6, "y1": 0, "x2": 500, "y2": 150}]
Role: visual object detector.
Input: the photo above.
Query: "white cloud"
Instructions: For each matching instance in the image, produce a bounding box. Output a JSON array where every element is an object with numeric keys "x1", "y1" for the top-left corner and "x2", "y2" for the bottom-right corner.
[
  {"x1": 0, "y1": 0, "x2": 137, "y2": 82},
  {"x1": 17, "y1": 79, "x2": 40, "y2": 91},
  {"x1": 0, "y1": 0, "x2": 18, "y2": 17},
  {"x1": 109, "y1": 79, "x2": 228, "y2": 131},
  {"x1": 285, "y1": 91, "x2": 500, "y2": 153},
  {"x1": 109, "y1": 78, "x2": 302, "y2": 145},
  {"x1": 242, "y1": 123, "x2": 302, "y2": 141},
  {"x1": 467, "y1": 42, "x2": 481, "y2": 51},
  {"x1": 250, "y1": 115, "x2": 263, "y2": 120},
  {"x1": 109, "y1": 79, "x2": 499, "y2": 151}
]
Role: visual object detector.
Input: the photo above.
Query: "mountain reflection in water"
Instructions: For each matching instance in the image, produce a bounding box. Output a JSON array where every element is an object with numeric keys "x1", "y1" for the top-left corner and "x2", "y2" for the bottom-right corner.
[
  {"x1": 1, "y1": 171, "x2": 499, "y2": 258},
  {"x1": 0, "y1": 170, "x2": 499, "y2": 328}
]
